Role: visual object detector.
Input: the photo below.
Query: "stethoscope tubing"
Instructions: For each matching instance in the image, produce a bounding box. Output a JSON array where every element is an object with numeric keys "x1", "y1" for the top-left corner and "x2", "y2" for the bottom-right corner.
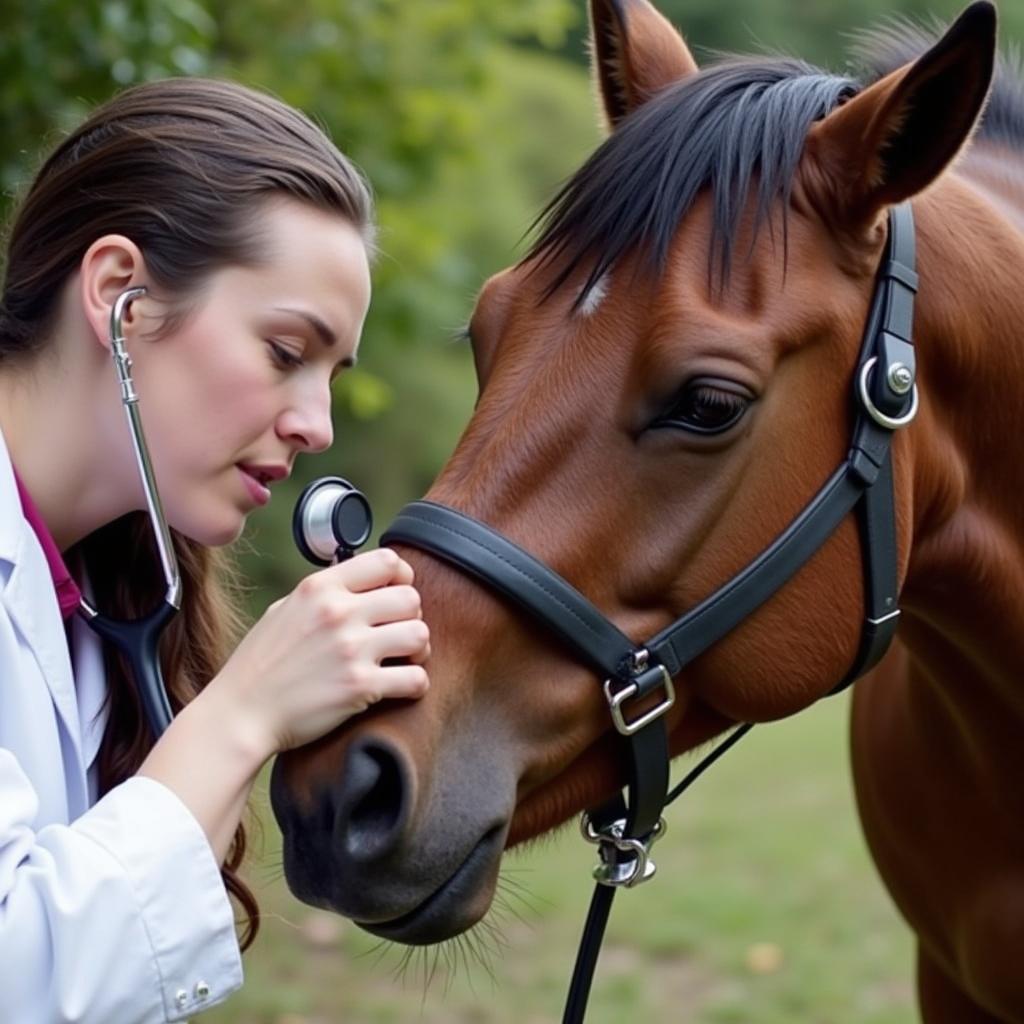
[{"x1": 78, "y1": 287, "x2": 181, "y2": 739}]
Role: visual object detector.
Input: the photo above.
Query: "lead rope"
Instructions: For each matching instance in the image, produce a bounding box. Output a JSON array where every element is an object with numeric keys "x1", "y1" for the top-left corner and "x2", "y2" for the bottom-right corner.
[{"x1": 562, "y1": 722, "x2": 754, "y2": 1023}]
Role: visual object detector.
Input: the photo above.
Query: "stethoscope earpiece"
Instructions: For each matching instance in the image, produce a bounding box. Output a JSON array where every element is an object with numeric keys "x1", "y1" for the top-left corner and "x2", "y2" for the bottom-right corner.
[{"x1": 293, "y1": 476, "x2": 373, "y2": 566}]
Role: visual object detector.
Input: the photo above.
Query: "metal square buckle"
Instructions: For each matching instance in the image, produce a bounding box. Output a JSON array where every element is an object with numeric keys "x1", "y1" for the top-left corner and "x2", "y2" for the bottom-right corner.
[{"x1": 603, "y1": 661, "x2": 675, "y2": 736}]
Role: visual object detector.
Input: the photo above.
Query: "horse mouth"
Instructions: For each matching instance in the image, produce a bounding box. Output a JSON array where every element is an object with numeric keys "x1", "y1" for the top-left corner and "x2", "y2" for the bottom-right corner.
[{"x1": 356, "y1": 823, "x2": 506, "y2": 945}]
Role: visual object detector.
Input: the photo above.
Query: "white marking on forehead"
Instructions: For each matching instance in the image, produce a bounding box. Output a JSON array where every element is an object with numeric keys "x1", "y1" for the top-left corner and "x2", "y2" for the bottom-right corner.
[{"x1": 577, "y1": 273, "x2": 610, "y2": 317}]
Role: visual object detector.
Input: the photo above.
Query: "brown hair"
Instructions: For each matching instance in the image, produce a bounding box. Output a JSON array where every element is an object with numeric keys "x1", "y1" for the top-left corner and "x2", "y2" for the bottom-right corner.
[{"x1": 0, "y1": 77, "x2": 375, "y2": 949}]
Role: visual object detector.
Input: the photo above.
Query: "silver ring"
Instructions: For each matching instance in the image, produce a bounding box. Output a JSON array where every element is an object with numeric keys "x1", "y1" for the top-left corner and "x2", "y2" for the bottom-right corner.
[{"x1": 858, "y1": 356, "x2": 919, "y2": 430}]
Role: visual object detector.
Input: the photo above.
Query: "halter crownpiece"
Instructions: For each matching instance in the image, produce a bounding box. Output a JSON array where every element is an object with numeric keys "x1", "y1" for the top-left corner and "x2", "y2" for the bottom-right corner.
[{"x1": 382, "y1": 202, "x2": 918, "y2": 1024}]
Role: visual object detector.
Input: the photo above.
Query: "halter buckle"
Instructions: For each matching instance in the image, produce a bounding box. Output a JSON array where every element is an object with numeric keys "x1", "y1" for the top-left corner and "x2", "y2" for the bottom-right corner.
[
  {"x1": 603, "y1": 660, "x2": 675, "y2": 736},
  {"x1": 580, "y1": 814, "x2": 667, "y2": 888}
]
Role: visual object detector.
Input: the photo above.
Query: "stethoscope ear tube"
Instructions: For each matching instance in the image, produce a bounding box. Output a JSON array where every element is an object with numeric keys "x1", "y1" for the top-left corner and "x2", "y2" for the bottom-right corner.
[
  {"x1": 106, "y1": 287, "x2": 182, "y2": 610},
  {"x1": 79, "y1": 286, "x2": 181, "y2": 741}
]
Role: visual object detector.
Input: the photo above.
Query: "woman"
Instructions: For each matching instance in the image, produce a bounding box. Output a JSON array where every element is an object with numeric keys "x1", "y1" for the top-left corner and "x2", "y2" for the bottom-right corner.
[{"x1": 0, "y1": 77, "x2": 430, "y2": 1021}]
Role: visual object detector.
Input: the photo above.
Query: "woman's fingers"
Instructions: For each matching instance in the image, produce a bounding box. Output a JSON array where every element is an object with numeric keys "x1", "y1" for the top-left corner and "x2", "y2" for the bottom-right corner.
[
  {"x1": 326, "y1": 548, "x2": 414, "y2": 593},
  {"x1": 407, "y1": 639, "x2": 432, "y2": 667},
  {"x1": 372, "y1": 663, "x2": 430, "y2": 701},
  {"x1": 366, "y1": 619, "x2": 430, "y2": 663},
  {"x1": 356, "y1": 584, "x2": 422, "y2": 626},
  {"x1": 213, "y1": 549, "x2": 430, "y2": 756}
]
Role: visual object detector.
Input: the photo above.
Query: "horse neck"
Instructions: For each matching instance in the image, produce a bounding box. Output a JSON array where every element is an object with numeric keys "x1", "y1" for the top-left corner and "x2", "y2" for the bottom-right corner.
[{"x1": 902, "y1": 147, "x2": 1024, "y2": 714}]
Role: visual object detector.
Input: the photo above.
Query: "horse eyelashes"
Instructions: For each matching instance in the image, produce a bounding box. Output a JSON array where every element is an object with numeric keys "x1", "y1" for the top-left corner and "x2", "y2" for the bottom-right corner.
[{"x1": 656, "y1": 379, "x2": 752, "y2": 433}]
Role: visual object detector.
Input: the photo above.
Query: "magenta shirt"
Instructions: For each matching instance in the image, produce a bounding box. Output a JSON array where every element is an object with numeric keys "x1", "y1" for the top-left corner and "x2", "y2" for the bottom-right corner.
[{"x1": 12, "y1": 468, "x2": 82, "y2": 620}]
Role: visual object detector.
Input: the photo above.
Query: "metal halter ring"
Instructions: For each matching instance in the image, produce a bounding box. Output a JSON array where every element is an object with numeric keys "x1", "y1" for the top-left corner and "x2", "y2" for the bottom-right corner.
[
  {"x1": 579, "y1": 815, "x2": 667, "y2": 888},
  {"x1": 579, "y1": 814, "x2": 667, "y2": 845},
  {"x1": 858, "y1": 356, "x2": 919, "y2": 430}
]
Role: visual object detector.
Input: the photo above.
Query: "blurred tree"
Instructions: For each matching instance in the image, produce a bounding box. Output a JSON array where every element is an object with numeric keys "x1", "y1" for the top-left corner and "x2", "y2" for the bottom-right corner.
[
  {"x1": 0, "y1": 0, "x2": 594, "y2": 608},
  {"x1": 10, "y1": 0, "x2": 1021, "y2": 608},
  {"x1": 0, "y1": 0, "x2": 217, "y2": 194}
]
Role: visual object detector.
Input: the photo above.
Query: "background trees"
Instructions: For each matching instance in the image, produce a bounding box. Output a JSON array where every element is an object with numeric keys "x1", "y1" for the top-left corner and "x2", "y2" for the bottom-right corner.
[{"x1": 5, "y1": 0, "x2": 1018, "y2": 603}]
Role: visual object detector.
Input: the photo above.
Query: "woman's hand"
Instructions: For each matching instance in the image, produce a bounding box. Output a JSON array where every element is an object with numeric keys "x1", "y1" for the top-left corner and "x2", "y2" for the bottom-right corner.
[
  {"x1": 208, "y1": 547, "x2": 430, "y2": 759},
  {"x1": 141, "y1": 548, "x2": 428, "y2": 863}
]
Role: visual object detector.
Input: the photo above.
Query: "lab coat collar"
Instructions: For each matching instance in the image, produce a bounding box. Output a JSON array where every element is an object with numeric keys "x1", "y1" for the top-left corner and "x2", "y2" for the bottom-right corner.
[{"x1": 0, "y1": 426, "x2": 88, "y2": 782}]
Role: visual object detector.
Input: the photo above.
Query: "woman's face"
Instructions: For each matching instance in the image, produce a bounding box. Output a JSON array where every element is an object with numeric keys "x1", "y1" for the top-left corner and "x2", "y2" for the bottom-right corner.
[{"x1": 132, "y1": 198, "x2": 372, "y2": 546}]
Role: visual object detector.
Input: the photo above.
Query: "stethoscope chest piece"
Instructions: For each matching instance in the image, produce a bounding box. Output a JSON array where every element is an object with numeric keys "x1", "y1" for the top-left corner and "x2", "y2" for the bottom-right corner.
[{"x1": 293, "y1": 476, "x2": 373, "y2": 565}]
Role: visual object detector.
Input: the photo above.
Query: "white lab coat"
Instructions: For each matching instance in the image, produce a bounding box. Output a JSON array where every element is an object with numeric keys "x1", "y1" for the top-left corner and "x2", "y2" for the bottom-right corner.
[{"x1": 0, "y1": 426, "x2": 243, "y2": 1022}]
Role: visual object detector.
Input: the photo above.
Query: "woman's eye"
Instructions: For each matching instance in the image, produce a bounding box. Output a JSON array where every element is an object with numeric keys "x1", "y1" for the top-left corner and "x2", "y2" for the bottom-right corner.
[
  {"x1": 653, "y1": 378, "x2": 752, "y2": 434},
  {"x1": 268, "y1": 340, "x2": 304, "y2": 369}
]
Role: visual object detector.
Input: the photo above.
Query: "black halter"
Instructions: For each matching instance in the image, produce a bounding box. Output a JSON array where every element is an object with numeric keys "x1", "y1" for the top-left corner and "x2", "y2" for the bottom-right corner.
[{"x1": 381, "y1": 203, "x2": 918, "y2": 1023}]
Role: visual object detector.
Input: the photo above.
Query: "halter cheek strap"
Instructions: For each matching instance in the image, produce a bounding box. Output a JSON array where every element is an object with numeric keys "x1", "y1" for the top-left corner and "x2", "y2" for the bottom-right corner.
[{"x1": 381, "y1": 202, "x2": 918, "y2": 1024}]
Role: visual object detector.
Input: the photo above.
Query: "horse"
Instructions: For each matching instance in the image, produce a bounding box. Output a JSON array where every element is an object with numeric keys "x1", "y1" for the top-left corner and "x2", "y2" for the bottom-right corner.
[{"x1": 270, "y1": 0, "x2": 1024, "y2": 1018}]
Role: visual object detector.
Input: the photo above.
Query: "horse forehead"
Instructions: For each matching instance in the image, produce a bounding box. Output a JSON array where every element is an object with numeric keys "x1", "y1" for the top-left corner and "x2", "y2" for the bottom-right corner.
[
  {"x1": 652, "y1": 207, "x2": 868, "y2": 340},
  {"x1": 475, "y1": 200, "x2": 860, "y2": 369}
]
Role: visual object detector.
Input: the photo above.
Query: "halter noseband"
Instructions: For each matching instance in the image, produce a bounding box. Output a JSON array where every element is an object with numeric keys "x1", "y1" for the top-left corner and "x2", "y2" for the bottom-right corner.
[{"x1": 381, "y1": 203, "x2": 918, "y2": 1023}]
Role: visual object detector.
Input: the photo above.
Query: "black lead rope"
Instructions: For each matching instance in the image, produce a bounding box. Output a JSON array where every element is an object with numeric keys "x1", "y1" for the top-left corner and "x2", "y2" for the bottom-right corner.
[
  {"x1": 382, "y1": 203, "x2": 918, "y2": 1024},
  {"x1": 562, "y1": 719, "x2": 755, "y2": 1023}
]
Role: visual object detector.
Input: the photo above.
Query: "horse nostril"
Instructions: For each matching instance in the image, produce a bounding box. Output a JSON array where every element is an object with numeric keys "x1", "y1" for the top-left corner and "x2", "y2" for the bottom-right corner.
[{"x1": 338, "y1": 739, "x2": 408, "y2": 860}]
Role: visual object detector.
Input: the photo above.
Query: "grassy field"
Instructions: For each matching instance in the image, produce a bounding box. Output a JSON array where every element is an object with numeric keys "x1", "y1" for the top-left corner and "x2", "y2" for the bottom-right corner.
[{"x1": 206, "y1": 691, "x2": 916, "y2": 1024}]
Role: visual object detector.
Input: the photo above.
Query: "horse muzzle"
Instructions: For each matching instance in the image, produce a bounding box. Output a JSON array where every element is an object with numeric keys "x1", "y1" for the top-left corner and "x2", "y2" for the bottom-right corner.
[{"x1": 270, "y1": 727, "x2": 515, "y2": 944}]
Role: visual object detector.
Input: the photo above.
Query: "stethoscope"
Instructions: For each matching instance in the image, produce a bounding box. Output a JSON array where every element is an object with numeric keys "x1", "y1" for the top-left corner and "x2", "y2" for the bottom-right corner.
[{"x1": 81, "y1": 286, "x2": 373, "y2": 739}]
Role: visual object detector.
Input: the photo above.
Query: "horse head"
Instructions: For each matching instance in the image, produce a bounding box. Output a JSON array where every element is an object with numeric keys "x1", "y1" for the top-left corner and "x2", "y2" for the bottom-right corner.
[{"x1": 270, "y1": 0, "x2": 996, "y2": 948}]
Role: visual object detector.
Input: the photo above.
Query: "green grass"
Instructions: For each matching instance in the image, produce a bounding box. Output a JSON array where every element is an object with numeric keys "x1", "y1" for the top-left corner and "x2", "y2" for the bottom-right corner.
[{"x1": 207, "y1": 692, "x2": 915, "y2": 1023}]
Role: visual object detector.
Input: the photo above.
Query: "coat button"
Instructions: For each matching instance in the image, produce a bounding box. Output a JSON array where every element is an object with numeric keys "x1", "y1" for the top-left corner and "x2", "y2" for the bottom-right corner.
[
  {"x1": 195, "y1": 980, "x2": 211, "y2": 1000},
  {"x1": 175, "y1": 989, "x2": 188, "y2": 1008}
]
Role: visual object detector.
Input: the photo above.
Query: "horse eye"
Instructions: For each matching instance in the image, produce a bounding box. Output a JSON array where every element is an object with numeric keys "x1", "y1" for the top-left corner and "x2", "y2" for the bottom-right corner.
[{"x1": 653, "y1": 378, "x2": 753, "y2": 434}]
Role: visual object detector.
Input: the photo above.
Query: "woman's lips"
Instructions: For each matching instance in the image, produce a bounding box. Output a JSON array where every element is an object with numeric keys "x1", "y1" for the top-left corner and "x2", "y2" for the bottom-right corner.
[{"x1": 238, "y1": 465, "x2": 271, "y2": 506}]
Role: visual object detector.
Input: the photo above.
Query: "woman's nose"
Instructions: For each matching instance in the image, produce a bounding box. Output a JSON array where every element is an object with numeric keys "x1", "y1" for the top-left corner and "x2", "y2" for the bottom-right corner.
[{"x1": 278, "y1": 391, "x2": 334, "y2": 453}]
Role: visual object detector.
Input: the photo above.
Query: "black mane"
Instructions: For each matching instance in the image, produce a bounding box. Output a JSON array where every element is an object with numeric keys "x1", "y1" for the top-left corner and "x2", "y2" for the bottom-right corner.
[{"x1": 528, "y1": 19, "x2": 1024, "y2": 305}]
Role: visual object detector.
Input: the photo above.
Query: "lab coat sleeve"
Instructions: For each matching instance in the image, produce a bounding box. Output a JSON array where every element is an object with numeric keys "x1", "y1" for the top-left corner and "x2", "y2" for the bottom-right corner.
[{"x1": 0, "y1": 749, "x2": 243, "y2": 1023}]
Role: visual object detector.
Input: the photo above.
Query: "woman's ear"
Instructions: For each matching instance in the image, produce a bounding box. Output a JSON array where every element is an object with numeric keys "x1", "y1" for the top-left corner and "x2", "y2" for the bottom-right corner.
[
  {"x1": 805, "y1": 1, "x2": 996, "y2": 228},
  {"x1": 590, "y1": 0, "x2": 699, "y2": 132},
  {"x1": 78, "y1": 235, "x2": 150, "y2": 350}
]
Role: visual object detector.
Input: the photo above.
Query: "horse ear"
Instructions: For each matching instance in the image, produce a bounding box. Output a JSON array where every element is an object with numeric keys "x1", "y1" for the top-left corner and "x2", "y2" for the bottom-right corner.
[
  {"x1": 590, "y1": 0, "x2": 699, "y2": 130},
  {"x1": 806, "y1": 1, "x2": 996, "y2": 224}
]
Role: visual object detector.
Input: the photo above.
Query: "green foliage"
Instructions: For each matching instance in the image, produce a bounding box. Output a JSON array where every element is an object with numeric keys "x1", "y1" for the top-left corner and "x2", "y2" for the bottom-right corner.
[
  {"x1": 7, "y1": 0, "x2": 1024, "y2": 611},
  {"x1": 0, "y1": 0, "x2": 217, "y2": 195},
  {"x1": 1, "y1": 0, "x2": 589, "y2": 605}
]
